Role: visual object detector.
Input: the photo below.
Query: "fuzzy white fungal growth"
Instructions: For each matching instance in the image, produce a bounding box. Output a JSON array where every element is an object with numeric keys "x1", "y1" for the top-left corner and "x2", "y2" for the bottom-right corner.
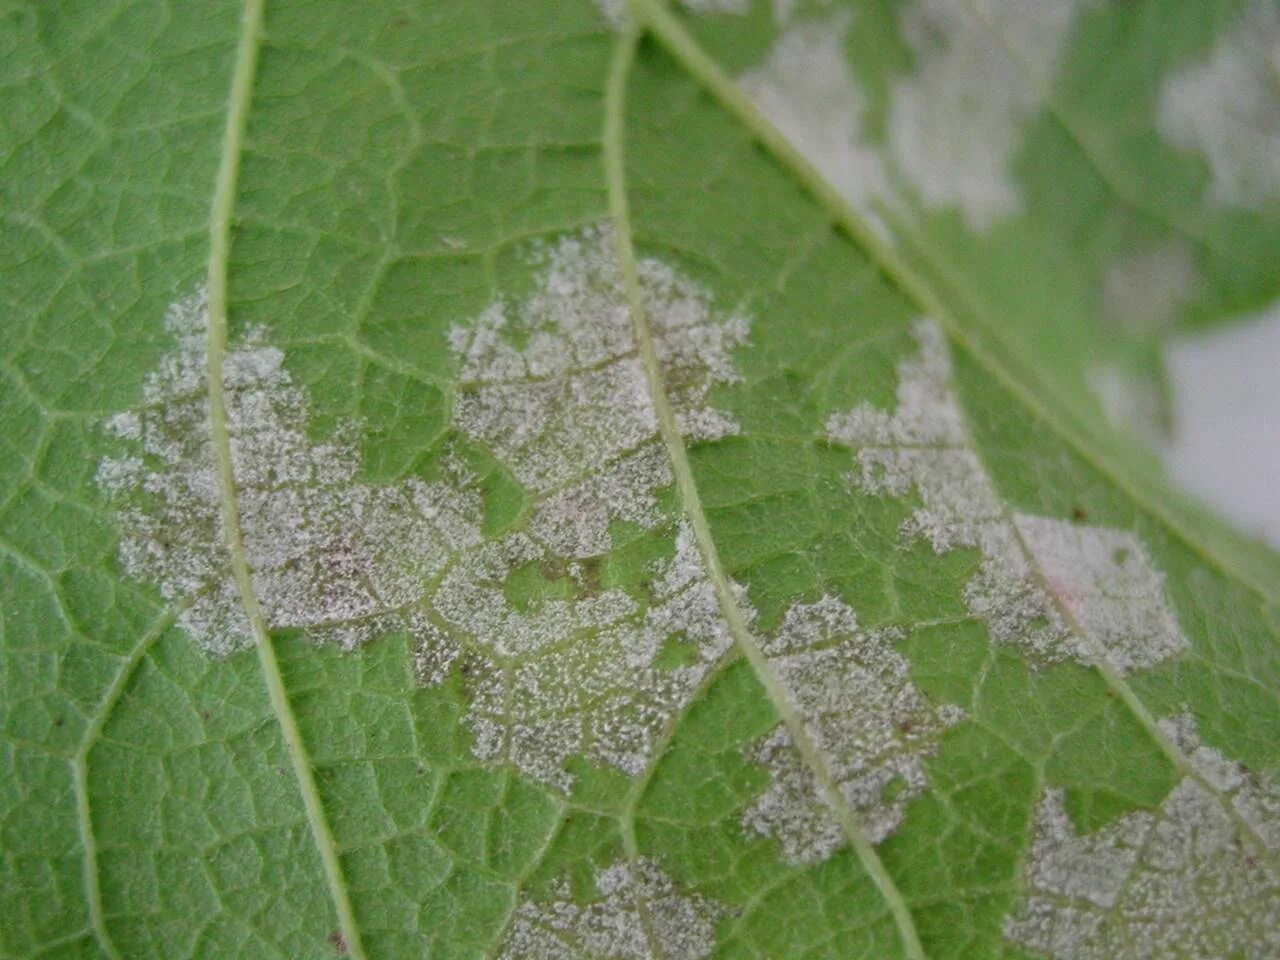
[
  {"x1": 593, "y1": 0, "x2": 747, "y2": 31},
  {"x1": 101, "y1": 226, "x2": 750, "y2": 791},
  {"x1": 431, "y1": 521, "x2": 736, "y2": 791},
  {"x1": 742, "y1": 596, "x2": 964, "y2": 862},
  {"x1": 740, "y1": 13, "x2": 894, "y2": 239},
  {"x1": 97, "y1": 289, "x2": 481, "y2": 657},
  {"x1": 1102, "y1": 243, "x2": 1201, "y2": 337},
  {"x1": 1004, "y1": 715, "x2": 1280, "y2": 959},
  {"x1": 435, "y1": 227, "x2": 746, "y2": 789},
  {"x1": 498, "y1": 858, "x2": 726, "y2": 960},
  {"x1": 889, "y1": 0, "x2": 1094, "y2": 232},
  {"x1": 1088, "y1": 363, "x2": 1167, "y2": 450},
  {"x1": 1159, "y1": 2, "x2": 1280, "y2": 208},
  {"x1": 826, "y1": 319, "x2": 1188, "y2": 674},
  {"x1": 1012, "y1": 515, "x2": 1186, "y2": 674}
]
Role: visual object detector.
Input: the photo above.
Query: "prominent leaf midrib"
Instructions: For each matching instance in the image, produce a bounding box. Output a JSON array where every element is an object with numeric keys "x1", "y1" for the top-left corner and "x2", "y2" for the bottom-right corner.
[
  {"x1": 605, "y1": 25, "x2": 928, "y2": 960},
  {"x1": 625, "y1": 0, "x2": 1280, "y2": 610},
  {"x1": 201, "y1": 2, "x2": 368, "y2": 959}
]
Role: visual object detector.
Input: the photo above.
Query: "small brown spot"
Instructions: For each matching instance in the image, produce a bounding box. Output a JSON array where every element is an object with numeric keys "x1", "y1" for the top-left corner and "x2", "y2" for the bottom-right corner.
[
  {"x1": 327, "y1": 929, "x2": 348, "y2": 954},
  {"x1": 1071, "y1": 507, "x2": 1087, "y2": 521},
  {"x1": 577, "y1": 556, "x2": 603, "y2": 594}
]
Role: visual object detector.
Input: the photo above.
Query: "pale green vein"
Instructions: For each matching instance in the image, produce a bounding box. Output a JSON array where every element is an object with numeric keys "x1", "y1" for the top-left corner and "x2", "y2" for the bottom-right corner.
[
  {"x1": 604, "y1": 26, "x2": 927, "y2": 960},
  {"x1": 203, "y1": 2, "x2": 369, "y2": 958},
  {"x1": 624, "y1": 0, "x2": 1280, "y2": 610},
  {"x1": 73, "y1": 607, "x2": 178, "y2": 960}
]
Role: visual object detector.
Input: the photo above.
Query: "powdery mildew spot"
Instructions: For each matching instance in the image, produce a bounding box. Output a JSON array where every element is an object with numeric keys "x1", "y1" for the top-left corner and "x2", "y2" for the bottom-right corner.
[
  {"x1": 1004, "y1": 714, "x2": 1280, "y2": 959},
  {"x1": 888, "y1": 0, "x2": 1095, "y2": 232},
  {"x1": 431, "y1": 521, "x2": 737, "y2": 791},
  {"x1": 593, "y1": 0, "x2": 747, "y2": 31},
  {"x1": 1158, "y1": 2, "x2": 1280, "y2": 208},
  {"x1": 1102, "y1": 242, "x2": 1201, "y2": 337},
  {"x1": 97, "y1": 289, "x2": 481, "y2": 658},
  {"x1": 497, "y1": 858, "x2": 725, "y2": 960},
  {"x1": 1088, "y1": 362, "x2": 1167, "y2": 450},
  {"x1": 741, "y1": 596, "x2": 963, "y2": 863},
  {"x1": 739, "y1": 12, "x2": 894, "y2": 240},
  {"x1": 100, "y1": 227, "x2": 750, "y2": 793},
  {"x1": 1012, "y1": 515, "x2": 1186, "y2": 674},
  {"x1": 826, "y1": 319, "x2": 1188, "y2": 674},
  {"x1": 435, "y1": 226, "x2": 746, "y2": 789}
]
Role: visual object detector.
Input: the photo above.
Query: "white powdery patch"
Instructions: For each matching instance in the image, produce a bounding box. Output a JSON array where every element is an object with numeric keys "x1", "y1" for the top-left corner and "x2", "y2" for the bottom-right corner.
[
  {"x1": 888, "y1": 0, "x2": 1095, "y2": 232},
  {"x1": 742, "y1": 595, "x2": 964, "y2": 862},
  {"x1": 1012, "y1": 515, "x2": 1185, "y2": 674},
  {"x1": 1158, "y1": 2, "x2": 1280, "y2": 208},
  {"x1": 826, "y1": 319, "x2": 1188, "y2": 674},
  {"x1": 430, "y1": 522, "x2": 735, "y2": 791},
  {"x1": 740, "y1": 13, "x2": 894, "y2": 239},
  {"x1": 435, "y1": 227, "x2": 746, "y2": 789},
  {"x1": 1088, "y1": 363, "x2": 1166, "y2": 450},
  {"x1": 451, "y1": 223, "x2": 746, "y2": 502},
  {"x1": 1004, "y1": 714, "x2": 1280, "y2": 959},
  {"x1": 1101, "y1": 242, "x2": 1200, "y2": 337},
  {"x1": 592, "y1": 0, "x2": 747, "y2": 31},
  {"x1": 96, "y1": 289, "x2": 481, "y2": 657},
  {"x1": 100, "y1": 226, "x2": 750, "y2": 792},
  {"x1": 497, "y1": 858, "x2": 725, "y2": 960}
]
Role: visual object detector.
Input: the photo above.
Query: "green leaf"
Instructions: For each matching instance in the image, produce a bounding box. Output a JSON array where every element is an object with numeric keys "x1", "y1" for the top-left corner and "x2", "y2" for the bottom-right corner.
[{"x1": 3, "y1": 1, "x2": 1279, "y2": 959}]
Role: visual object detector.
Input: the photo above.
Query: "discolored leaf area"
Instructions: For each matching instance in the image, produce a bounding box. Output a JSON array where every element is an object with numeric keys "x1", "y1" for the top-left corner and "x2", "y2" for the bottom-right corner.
[{"x1": 2, "y1": 1, "x2": 1279, "y2": 959}]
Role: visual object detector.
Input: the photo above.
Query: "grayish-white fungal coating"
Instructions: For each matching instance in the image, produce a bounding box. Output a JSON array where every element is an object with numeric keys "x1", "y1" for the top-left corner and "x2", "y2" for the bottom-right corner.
[
  {"x1": 1011, "y1": 515, "x2": 1186, "y2": 674},
  {"x1": 1088, "y1": 363, "x2": 1167, "y2": 450},
  {"x1": 497, "y1": 858, "x2": 726, "y2": 960},
  {"x1": 593, "y1": 0, "x2": 747, "y2": 31},
  {"x1": 1159, "y1": 1, "x2": 1280, "y2": 208},
  {"x1": 888, "y1": 0, "x2": 1094, "y2": 231},
  {"x1": 1004, "y1": 714, "x2": 1280, "y2": 959},
  {"x1": 826, "y1": 319, "x2": 1188, "y2": 674},
  {"x1": 742, "y1": 595, "x2": 964, "y2": 863},
  {"x1": 431, "y1": 521, "x2": 736, "y2": 791},
  {"x1": 100, "y1": 226, "x2": 749, "y2": 791},
  {"x1": 740, "y1": 12, "x2": 893, "y2": 240},
  {"x1": 436, "y1": 227, "x2": 745, "y2": 789},
  {"x1": 1102, "y1": 242, "x2": 1201, "y2": 337},
  {"x1": 97, "y1": 289, "x2": 482, "y2": 658}
]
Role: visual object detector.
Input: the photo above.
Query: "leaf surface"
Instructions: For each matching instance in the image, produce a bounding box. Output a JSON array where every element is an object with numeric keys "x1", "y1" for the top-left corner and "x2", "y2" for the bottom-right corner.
[{"x1": 2, "y1": 1, "x2": 1279, "y2": 959}]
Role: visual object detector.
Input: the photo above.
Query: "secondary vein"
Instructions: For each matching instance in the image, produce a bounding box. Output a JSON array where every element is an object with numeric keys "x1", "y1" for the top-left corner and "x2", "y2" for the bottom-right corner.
[
  {"x1": 204, "y1": 2, "x2": 369, "y2": 958},
  {"x1": 74, "y1": 608, "x2": 178, "y2": 960},
  {"x1": 603, "y1": 25, "x2": 928, "y2": 960}
]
